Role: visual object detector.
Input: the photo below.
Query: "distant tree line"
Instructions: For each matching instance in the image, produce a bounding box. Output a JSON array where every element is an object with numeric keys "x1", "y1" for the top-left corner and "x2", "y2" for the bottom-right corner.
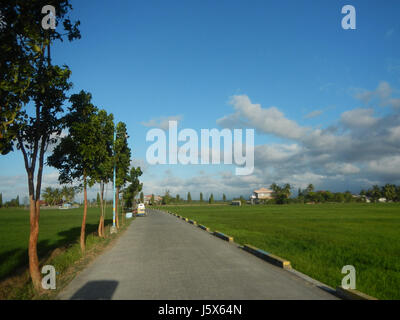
[
  {"x1": 42, "y1": 186, "x2": 76, "y2": 206},
  {"x1": 158, "y1": 191, "x2": 229, "y2": 205},
  {"x1": 360, "y1": 184, "x2": 400, "y2": 202},
  {"x1": 0, "y1": 193, "x2": 20, "y2": 208}
]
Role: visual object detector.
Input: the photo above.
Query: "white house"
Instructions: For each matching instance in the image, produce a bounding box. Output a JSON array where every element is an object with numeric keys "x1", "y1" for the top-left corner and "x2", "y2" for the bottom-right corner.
[{"x1": 250, "y1": 187, "x2": 274, "y2": 204}]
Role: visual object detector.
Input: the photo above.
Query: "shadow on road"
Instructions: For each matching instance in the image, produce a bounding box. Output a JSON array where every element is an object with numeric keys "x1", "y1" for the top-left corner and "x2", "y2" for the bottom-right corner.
[{"x1": 70, "y1": 280, "x2": 119, "y2": 300}]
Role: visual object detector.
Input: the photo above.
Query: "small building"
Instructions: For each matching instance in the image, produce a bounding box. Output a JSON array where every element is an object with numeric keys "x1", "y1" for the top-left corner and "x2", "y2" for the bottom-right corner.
[
  {"x1": 231, "y1": 200, "x2": 241, "y2": 206},
  {"x1": 143, "y1": 195, "x2": 162, "y2": 205},
  {"x1": 250, "y1": 187, "x2": 274, "y2": 204}
]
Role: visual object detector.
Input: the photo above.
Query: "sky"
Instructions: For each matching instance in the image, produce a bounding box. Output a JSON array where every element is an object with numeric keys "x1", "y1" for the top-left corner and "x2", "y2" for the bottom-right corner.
[{"x1": 1, "y1": 0, "x2": 400, "y2": 202}]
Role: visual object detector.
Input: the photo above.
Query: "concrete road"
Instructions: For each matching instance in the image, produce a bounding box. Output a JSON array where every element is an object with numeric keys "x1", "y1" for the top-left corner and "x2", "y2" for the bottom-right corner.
[{"x1": 58, "y1": 209, "x2": 338, "y2": 300}]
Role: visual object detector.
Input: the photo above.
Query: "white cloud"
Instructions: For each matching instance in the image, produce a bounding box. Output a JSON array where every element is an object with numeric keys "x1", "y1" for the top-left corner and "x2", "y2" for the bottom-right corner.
[
  {"x1": 353, "y1": 81, "x2": 400, "y2": 108},
  {"x1": 217, "y1": 95, "x2": 307, "y2": 139},
  {"x1": 340, "y1": 108, "x2": 377, "y2": 129}
]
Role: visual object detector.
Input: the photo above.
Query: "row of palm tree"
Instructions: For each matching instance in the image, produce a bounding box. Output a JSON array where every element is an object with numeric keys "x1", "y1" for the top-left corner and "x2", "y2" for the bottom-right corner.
[{"x1": 42, "y1": 186, "x2": 76, "y2": 206}]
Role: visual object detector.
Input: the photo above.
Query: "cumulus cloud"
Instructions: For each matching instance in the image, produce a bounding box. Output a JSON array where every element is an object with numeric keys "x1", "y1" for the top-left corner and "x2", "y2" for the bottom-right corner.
[
  {"x1": 140, "y1": 84, "x2": 400, "y2": 197},
  {"x1": 340, "y1": 108, "x2": 377, "y2": 129},
  {"x1": 213, "y1": 87, "x2": 400, "y2": 192},
  {"x1": 352, "y1": 81, "x2": 400, "y2": 108},
  {"x1": 217, "y1": 95, "x2": 308, "y2": 139}
]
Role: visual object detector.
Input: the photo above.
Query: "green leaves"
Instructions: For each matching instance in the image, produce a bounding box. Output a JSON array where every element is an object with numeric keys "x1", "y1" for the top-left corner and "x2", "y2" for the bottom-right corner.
[
  {"x1": 1, "y1": 0, "x2": 81, "y2": 155},
  {"x1": 48, "y1": 90, "x2": 103, "y2": 186},
  {"x1": 115, "y1": 121, "x2": 131, "y2": 188},
  {"x1": 123, "y1": 167, "x2": 143, "y2": 207}
]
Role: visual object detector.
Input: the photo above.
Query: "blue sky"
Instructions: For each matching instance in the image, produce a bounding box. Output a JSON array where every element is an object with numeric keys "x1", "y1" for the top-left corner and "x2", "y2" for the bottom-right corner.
[{"x1": 1, "y1": 0, "x2": 400, "y2": 201}]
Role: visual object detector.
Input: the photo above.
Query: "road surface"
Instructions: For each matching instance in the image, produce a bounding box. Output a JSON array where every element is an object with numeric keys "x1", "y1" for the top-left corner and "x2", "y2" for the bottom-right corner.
[{"x1": 58, "y1": 209, "x2": 338, "y2": 300}]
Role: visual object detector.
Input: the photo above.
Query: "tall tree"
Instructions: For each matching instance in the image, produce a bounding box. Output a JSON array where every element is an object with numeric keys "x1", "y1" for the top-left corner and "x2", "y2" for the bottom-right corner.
[
  {"x1": 200, "y1": 192, "x2": 203, "y2": 203},
  {"x1": 0, "y1": 193, "x2": 3, "y2": 208},
  {"x1": 382, "y1": 184, "x2": 396, "y2": 201},
  {"x1": 48, "y1": 91, "x2": 104, "y2": 252},
  {"x1": 123, "y1": 167, "x2": 143, "y2": 209},
  {"x1": 187, "y1": 192, "x2": 191, "y2": 203},
  {"x1": 306, "y1": 184, "x2": 314, "y2": 193},
  {"x1": 140, "y1": 192, "x2": 144, "y2": 204},
  {"x1": 209, "y1": 193, "x2": 214, "y2": 204},
  {"x1": 222, "y1": 193, "x2": 226, "y2": 202},
  {"x1": 90, "y1": 109, "x2": 114, "y2": 237},
  {"x1": 96, "y1": 192, "x2": 100, "y2": 207},
  {"x1": 162, "y1": 190, "x2": 171, "y2": 205},
  {"x1": 2, "y1": 1, "x2": 80, "y2": 291},
  {"x1": 114, "y1": 122, "x2": 131, "y2": 228}
]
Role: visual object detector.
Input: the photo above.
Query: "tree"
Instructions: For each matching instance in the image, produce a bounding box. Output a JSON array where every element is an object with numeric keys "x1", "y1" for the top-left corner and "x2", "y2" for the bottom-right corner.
[
  {"x1": 176, "y1": 194, "x2": 180, "y2": 203},
  {"x1": 269, "y1": 183, "x2": 292, "y2": 204},
  {"x1": 42, "y1": 187, "x2": 53, "y2": 205},
  {"x1": 334, "y1": 192, "x2": 345, "y2": 203},
  {"x1": 222, "y1": 194, "x2": 226, "y2": 202},
  {"x1": 209, "y1": 193, "x2": 214, "y2": 204},
  {"x1": 187, "y1": 192, "x2": 191, "y2": 203},
  {"x1": 382, "y1": 184, "x2": 396, "y2": 202},
  {"x1": 344, "y1": 191, "x2": 353, "y2": 203},
  {"x1": 200, "y1": 192, "x2": 203, "y2": 203},
  {"x1": 150, "y1": 194, "x2": 155, "y2": 205},
  {"x1": 0, "y1": 193, "x2": 3, "y2": 208},
  {"x1": 270, "y1": 183, "x2": 279, "y2": 194},
  {"x1": 368, "y1": 185, "x2": 382, "y2": 202},
  {"x1": 114, "y1": 122, "x2": 131, "y2": 228},
  {"x1": 140, "y1": 192, "x2": 144, "y2": 204},
  {"x1": 48, "y1": 91, "x2": 104, "y2": 253},
  {"x1": 162, "y1": 190, "x2": 171, "y2": 205},
  {"x1": 96, "y1": 192, "x2": 101, "y2": 207},
  {"x1": 90, "y1": 109, "x2": 114, "y2": 236},
  {"x1": 1, "y1": 0, "x2": 81, "y2": 291},
  {"x1": 0, "y1": 1, "x2": 80, "y2": 156},
  {"x1": 123, "y1": 167, "x2": 143, "y2": 209},
  {"x1": 306, "y1": 184, "x2": 315, "y2": 193}
]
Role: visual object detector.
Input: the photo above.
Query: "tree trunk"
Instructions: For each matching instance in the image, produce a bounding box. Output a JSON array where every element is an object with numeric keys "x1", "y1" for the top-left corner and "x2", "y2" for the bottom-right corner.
[
  {"x1": 98, "y1": 182, "x2": 104, "y2": 237},
  {"x1": 80, "y1": 172, "x2": 88, "y2": 253},
  {"x1": 121, "y1": 197, "x2": 125, "y2": 226},
  {"x1": 115, "y1": 187, "x2": 120, "y2": 229},
  {"x1": 28, "y1": 196, "x2": 41, "y2": 291}
]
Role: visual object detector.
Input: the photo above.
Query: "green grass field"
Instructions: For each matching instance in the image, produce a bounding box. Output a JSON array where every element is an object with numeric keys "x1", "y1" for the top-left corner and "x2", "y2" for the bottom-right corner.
[
  {"x1": 163, "y1": 203, "x2": 400, "y2": 300},
  {"x1": 0, "y1": 206, "x2": 120, "y2": 281}
]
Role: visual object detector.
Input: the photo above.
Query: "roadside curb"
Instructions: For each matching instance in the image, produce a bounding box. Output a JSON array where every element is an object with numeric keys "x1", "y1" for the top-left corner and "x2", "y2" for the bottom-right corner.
[
  {"x1": 336, "y1": 286, "x2": 378, "y2": 300},
  {"x1": 242, "y1": 244, "x2": 291, "y2": 269},
  {"x1": 213, "y1": 231, "x2": 234, "y2": 242},
  {"x1": 198, "y1": 224, "x2": 210, "y2": 232}
]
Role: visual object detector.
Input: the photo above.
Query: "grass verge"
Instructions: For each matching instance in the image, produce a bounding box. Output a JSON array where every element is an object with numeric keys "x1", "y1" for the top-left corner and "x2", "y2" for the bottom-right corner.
[{"x1": 0, "y1": 218, "x2": 132, "y2": 300}]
